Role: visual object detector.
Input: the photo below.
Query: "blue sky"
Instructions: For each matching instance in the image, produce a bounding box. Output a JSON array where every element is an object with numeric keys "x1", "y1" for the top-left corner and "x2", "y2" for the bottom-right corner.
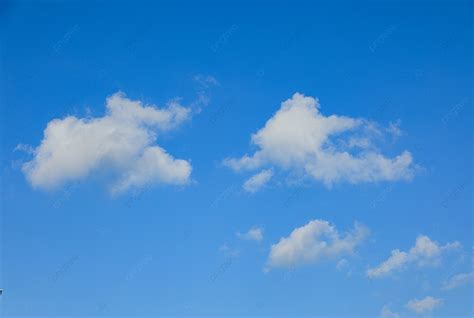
[{"x1": 0, "y1": 1, "x2": 472, "y2": 317}]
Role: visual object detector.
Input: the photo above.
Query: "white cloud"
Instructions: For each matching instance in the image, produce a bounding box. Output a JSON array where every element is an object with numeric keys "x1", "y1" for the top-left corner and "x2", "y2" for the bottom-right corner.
[
  {"x1": 367, "y1": 249, "x2": 409, "y2": 278},
  {"x1": 367, "y1": 235, "x2": 461, "y2": 279},
  {"x1": 110, "y1": 146, "x2": 192, "y2": 194},
  {"x1": 224, "y1": 93, "x2": 416, "y2": 189},
  {"x1": 237, "y1": 226, "x2": 264, "y2": 242},
  {"x1": 242, "y1": 169, "x2": 273, "y2": 193},
  {"x1": 406, "y1": 296, "x2": 442, "y2": 314},
  {"x1": 266, "y1": 219, "x2": 369, "y2": 270},
  {"x1": 21, "y1": 92, "x2": 192, "y2": 194},
  {"x1": 380, "y1": 305, "x2": 400, "y2": 318},
  {"x1": 441, "y1": 271, "x2": 474, "y2": 290}
]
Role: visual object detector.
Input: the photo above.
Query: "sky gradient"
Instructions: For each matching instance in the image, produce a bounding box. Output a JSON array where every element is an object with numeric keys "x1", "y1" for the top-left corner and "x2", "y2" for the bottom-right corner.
[{"x1": 0, "y1": 1, "x2": 473, "y2": 317}]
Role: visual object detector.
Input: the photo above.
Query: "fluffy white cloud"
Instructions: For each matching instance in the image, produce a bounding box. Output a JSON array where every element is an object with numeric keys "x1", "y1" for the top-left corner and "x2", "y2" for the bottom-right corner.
[
  {"x1": 224, "y1": 93, "x2": 415, "y2": 189},
  {"x1": 110, "y1": 146, "x2": 192, "y2": 194},
  {"x1": 21, "y1": 92, "x2": 192, "y2": 194},
  {"x1": 266, "y1": 219, "x2": 369, "y2": 270},
  {"x1": 441, "y1": 271, "x2": 474, "y2": 290},
  {"x1": 242, "y1": 169, "x2": 273, "y2": 193},
  {"x1": 406, "y1": 296, "x2": 442, "y2": 314},
  {"x1": 367, "y1": 235, "x2": 461, "y2": 279},
  {"x1": 380, "y1": 305, "x2": 400, "y2": 318},
  {"x1": 237, "y1": 226, "x2": 264, "y2": 242}
]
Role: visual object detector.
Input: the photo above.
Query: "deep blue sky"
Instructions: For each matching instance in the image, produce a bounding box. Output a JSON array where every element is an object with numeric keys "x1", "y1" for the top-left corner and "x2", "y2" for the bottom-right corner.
[{"x1": 0, "y1": 1, "x2": 472, "y2": 317}]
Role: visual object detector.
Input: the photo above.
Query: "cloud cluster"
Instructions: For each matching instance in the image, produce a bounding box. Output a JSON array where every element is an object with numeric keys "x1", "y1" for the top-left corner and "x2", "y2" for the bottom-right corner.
[
  {"x1": 225, "y1": 93, "x2": 415, "y2": 189},
  {"x1": 367, "y1": 235, "x2": 461, "y2": 278},
  {"x1": 266, "y1": 219, "x2": 369, "y2": 270},
  {"x1": 406, "y1": 296, "x2": 442, "y2": 314},
  {"x1": 21, "y1": 92, "x2": 192, "y2": 194}
]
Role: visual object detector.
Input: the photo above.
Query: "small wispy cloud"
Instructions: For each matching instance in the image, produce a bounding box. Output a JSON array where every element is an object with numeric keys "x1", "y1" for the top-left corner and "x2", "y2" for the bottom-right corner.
[
  {"x1": 237, "y1": 226, "x2": 264, "y2": 242},
  {"x1": 441, "y1": 271, "x2": 474, "y2": 290},
  {"x1": 406, "y1": 296, "x2": 442, "y2": 314},
  {"x1": 193, "y1": 74, "x2": 220, "y2": 88},
  {"x1": 243, "y1": 169, "x2": 273, "y2": 193},
  {"x1": 367, "y1": 235, "x2": 461, "y2": 279},
  {"x1": 190, "y1": 74, "x2": 219, "y2": 113},
  {"x1": 380, "y1": 305, "x2": 400, "y2": 318},
  {"x1": 219, "y1": 244, "x2": 240, "y2": 258}
]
